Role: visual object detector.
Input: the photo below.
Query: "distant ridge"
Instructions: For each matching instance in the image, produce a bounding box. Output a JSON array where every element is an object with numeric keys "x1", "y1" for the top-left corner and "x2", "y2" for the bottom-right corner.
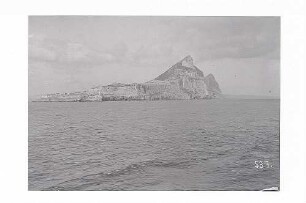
[{"x1": 34, "y1": 56, "x2": 222, "y2": 102}]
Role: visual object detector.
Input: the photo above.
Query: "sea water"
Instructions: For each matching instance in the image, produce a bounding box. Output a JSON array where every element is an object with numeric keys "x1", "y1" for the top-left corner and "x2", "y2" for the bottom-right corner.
[{"x1": 28, "y1": 99, "x2": 279, "y2": 190}]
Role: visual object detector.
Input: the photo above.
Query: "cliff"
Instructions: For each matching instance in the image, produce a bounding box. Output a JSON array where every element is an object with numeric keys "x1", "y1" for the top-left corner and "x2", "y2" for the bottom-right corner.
[{"x1": 35, "y1": 55, "x2": 221, "y2": 102}]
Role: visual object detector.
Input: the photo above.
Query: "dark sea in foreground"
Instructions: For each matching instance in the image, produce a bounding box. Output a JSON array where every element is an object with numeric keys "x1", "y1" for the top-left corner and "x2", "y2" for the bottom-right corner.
[{"x1": 28, "y1": 99, "x2": 279, "y2": 191}]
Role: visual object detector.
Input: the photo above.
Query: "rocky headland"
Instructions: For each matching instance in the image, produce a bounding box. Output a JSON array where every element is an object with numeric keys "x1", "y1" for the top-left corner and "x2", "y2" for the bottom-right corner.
[{"x1": 35, "y1": 55, "x2": 221, "y2": 102}]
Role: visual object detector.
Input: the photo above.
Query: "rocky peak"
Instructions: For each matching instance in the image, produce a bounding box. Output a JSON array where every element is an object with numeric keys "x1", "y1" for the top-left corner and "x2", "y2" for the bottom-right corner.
[
  {"x1": 155, "y1": 55, "x2": 204, "y2": 81},
  {"x1": 204, "y1": 73, "x2": 222, "y2": 94},
  {"x1": 181, "y1": 55, "x2": 194, "y2": 68}
]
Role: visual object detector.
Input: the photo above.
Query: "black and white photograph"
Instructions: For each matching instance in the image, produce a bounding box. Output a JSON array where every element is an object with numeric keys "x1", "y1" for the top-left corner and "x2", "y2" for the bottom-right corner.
[
  {"x1": 28, "y1": 16, "x2": 281, "y2": 191},
  {"x1": 1, "y1": 0, "x2": 306, "y2": 203}
]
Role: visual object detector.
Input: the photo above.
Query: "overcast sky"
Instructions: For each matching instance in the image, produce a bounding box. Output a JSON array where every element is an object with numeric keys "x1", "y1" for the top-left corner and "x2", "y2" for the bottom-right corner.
[{"x1": 29, "y1": 16, "x2": 280, "y2": 97}]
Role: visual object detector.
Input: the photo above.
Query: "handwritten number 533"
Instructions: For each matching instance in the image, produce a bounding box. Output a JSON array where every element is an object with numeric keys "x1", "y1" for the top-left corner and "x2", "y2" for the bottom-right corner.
[{"x1": 255, "y1": 161, "x2": 272, "y2": 169}]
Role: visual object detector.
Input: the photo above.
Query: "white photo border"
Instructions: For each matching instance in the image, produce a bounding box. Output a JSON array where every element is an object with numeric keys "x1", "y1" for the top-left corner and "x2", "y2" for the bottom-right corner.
[{"x1": 0, "y1": 0, "x2": 305, "y2": 203}]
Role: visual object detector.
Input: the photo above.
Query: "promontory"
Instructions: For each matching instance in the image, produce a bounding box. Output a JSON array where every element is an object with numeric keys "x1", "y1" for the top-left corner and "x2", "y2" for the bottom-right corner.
[{"x1": 35, "y1": 55, "x2": 221, "y2": 102}]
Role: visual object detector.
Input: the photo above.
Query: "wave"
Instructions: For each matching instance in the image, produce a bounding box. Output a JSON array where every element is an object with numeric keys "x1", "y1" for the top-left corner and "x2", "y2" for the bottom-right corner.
[
  {"x1": 100, "y1": 159, "x2": 191, "y2": 177},
  {"x1": 45, "y1": 158, "x2": 195, "y2": 190}
]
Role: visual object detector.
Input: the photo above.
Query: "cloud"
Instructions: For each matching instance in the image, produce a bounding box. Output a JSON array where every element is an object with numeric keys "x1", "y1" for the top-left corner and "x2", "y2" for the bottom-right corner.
[
  {"x1": 29, "y1": 17, "x2": 280, "y2": 68},
  {"x1": 28, "y1": 35, "x2": 120, "y2": 67},
  {"x1": 161, "y1": 17, "x2": 280, "y2": 62},
  {"x1": 28, "y1": 17, "x2": 280, "y2": 97},
  {"x1": 131, "y1": 43, "x2": 174, "y2": 65},
  {"x1": 29, "y1": 45, "x2": 57, "y2": 61}
]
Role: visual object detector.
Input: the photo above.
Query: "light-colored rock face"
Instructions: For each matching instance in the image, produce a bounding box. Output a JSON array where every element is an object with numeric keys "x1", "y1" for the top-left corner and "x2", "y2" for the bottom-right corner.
[
  {"x1": 150, "y1": 55, "x2": 210, "y2": 99},
  {"x1": 37, "y1": 55, "x2": 221, "y2": 102},
  {"x1": 181, "y1": 55, "x2": 194, "y2": 68},
  {"x1": 204, "y1": 74, "x2": 222, "y2": 96}
]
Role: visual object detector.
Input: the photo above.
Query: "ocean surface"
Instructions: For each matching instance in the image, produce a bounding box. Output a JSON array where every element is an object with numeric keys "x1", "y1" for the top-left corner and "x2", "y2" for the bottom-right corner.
[{"x1": 28, "y1": 99, "x2": 280, "y2": 191}]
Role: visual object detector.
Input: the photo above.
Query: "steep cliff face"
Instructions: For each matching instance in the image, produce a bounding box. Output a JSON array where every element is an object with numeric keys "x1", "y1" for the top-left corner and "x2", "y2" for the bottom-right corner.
[
  {"x1": 204, "y1": 74, "x2": 222, "y2": 97},
  {"x1": 155, "y1": 55, "x2": 204, "y2": 80},
  {"x1": 36, "y1": 55, "x2": 221, "y2": 102},
  {"x1": 143, "y1": 55, "x2": 209, "y2": 99}
]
